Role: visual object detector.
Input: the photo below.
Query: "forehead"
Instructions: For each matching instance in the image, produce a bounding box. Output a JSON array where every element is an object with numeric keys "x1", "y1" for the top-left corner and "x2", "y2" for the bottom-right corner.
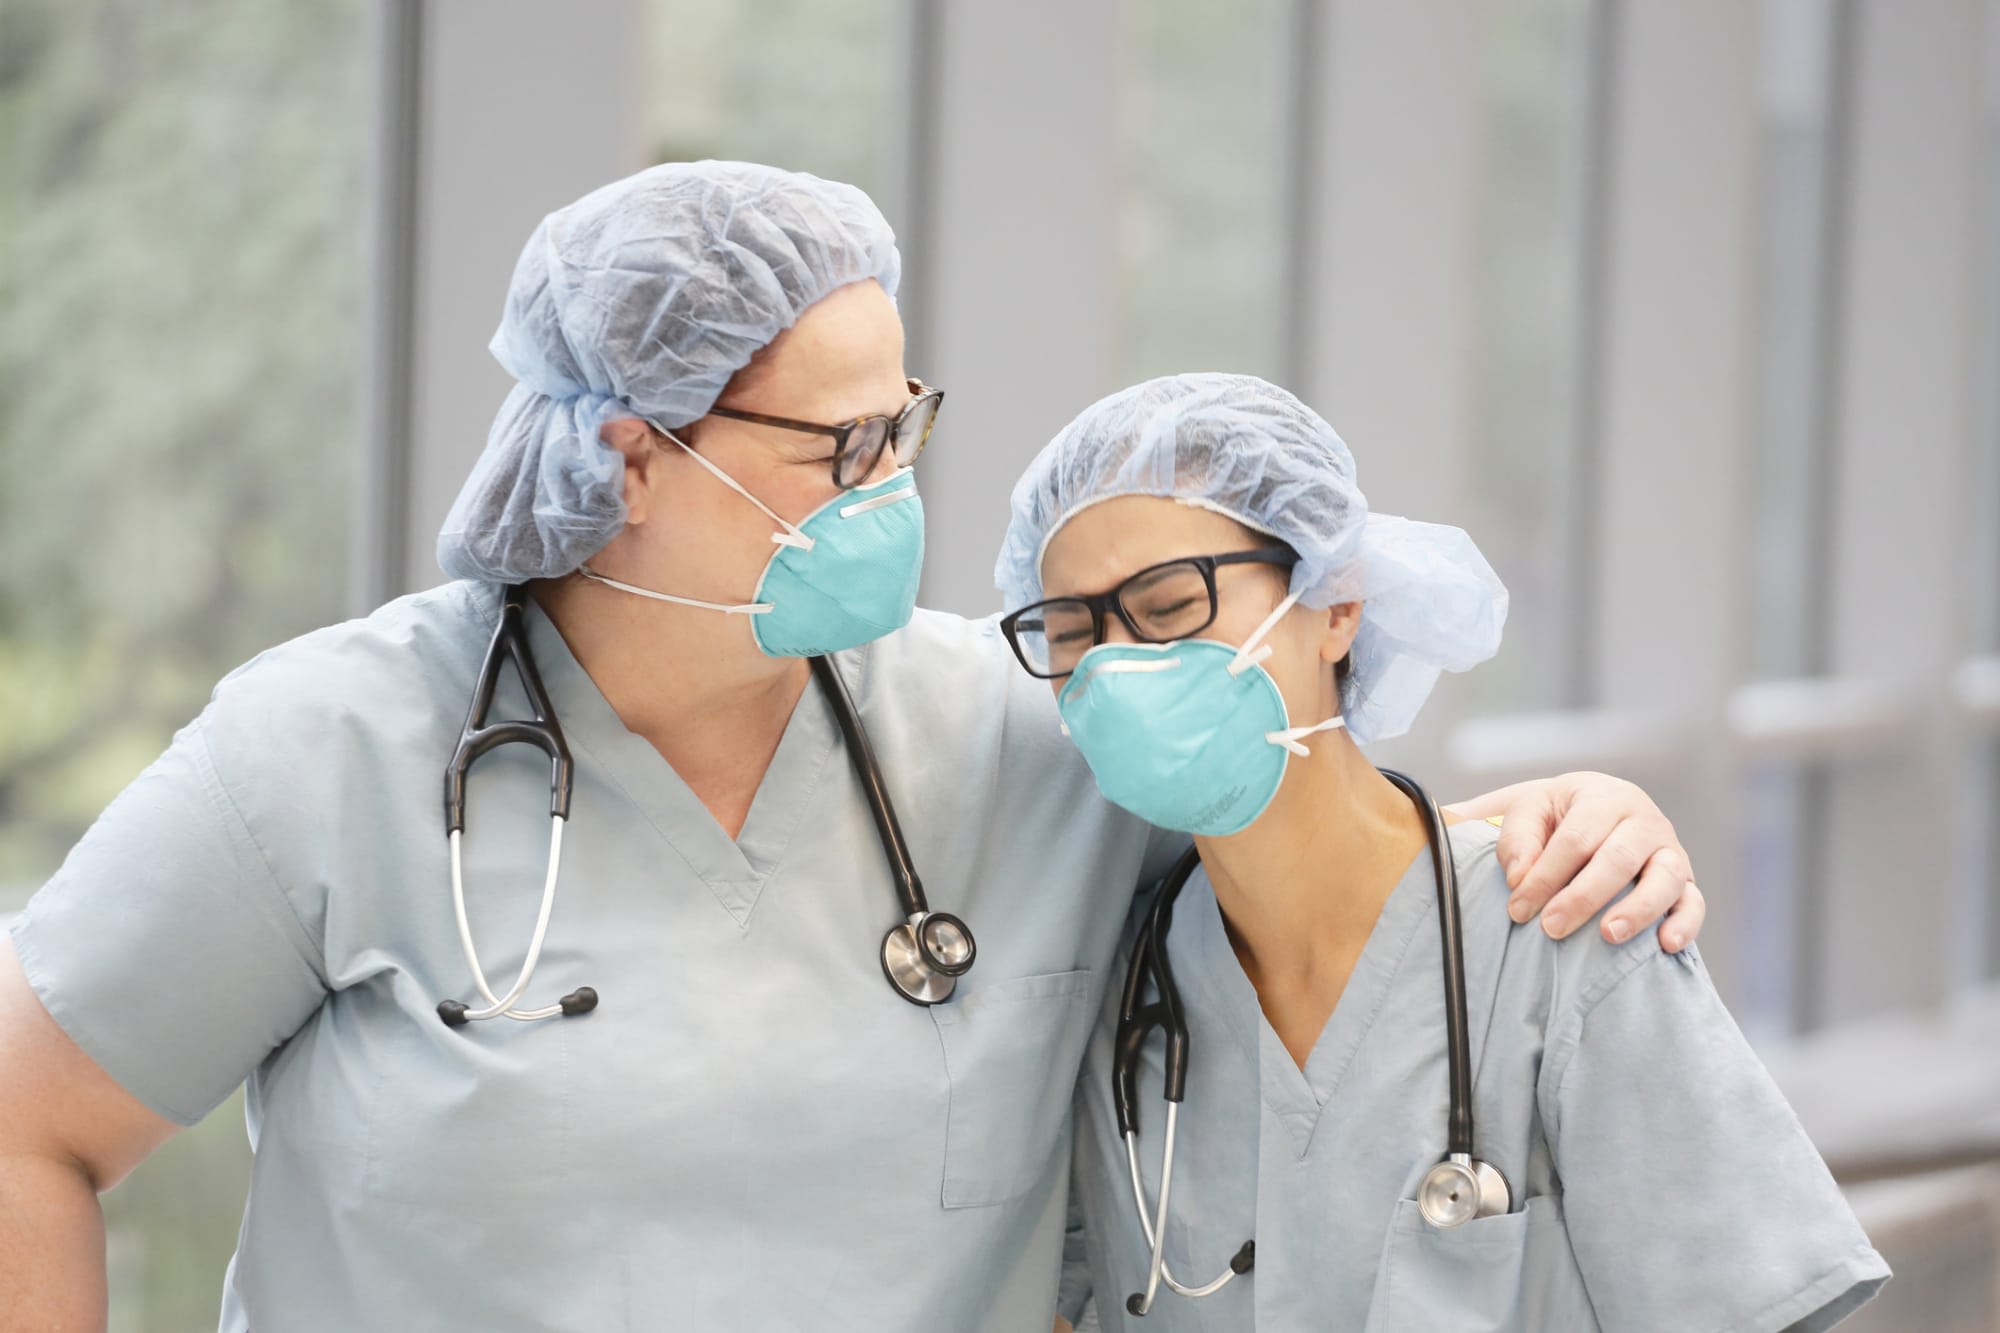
[
  {"x1": 1039, "y1": 495, "x2": 1271, "y2": 597},
  {"x1": 729, "y1": 279, "x2": 906, "y2": 419}
]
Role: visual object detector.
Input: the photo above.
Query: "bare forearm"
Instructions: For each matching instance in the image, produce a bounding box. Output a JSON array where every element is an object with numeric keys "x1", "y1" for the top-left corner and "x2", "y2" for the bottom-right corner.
[{"x1": 0, "y1": 1151, "x2": 107, "y2": 1332}]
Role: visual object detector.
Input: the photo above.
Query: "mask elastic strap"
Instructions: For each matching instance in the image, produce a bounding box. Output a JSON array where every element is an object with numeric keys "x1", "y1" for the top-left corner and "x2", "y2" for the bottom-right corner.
[
  {"x1": 1227, "y1": 590, "x2": 1305, "y2": 677},
  {"x1": 577, "y1": 565, "x2": 772, "y2": 615},
  {"x1": 657, "y1": 423, "x2": 815, "y2": 551},
  {"x1": 1267, "y1": 713, "x2": 1346, "y2": 757}
]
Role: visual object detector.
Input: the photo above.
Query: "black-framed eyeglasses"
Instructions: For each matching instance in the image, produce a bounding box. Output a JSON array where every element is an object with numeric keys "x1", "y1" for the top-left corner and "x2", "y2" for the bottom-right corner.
[
  {"x1": 707, "y1": 378, "x2": 944, "y2": 490},
  {"x1": 999, "y1": 546, "x2": 1301, "y2": 680}
]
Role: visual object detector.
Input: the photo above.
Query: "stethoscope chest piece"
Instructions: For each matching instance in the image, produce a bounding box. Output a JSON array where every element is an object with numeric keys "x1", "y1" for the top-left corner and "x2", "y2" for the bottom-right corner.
[
  {"x1": 881, "y1": 911, "x2": 976, "y2": 1006},
  {"x1": 1418, "y1": 1153, "x2": 1513, "y2": 1228}
]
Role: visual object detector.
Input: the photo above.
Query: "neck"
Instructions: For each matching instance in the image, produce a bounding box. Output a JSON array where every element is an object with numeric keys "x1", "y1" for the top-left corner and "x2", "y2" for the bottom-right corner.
[
  {"x1": 1195, "y1": 732, "x2": 1434, "y2": 993},
  {"x1": 530, "y1": 574, "x2": 809, "y2": 826}
]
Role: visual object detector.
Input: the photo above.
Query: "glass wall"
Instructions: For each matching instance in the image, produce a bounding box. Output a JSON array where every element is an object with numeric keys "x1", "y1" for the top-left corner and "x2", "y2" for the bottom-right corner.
[
  {"x1": 0, "y1": 0, "x2": 367, "y2": 1326},
  {"x1": 1111, "y1": 0, "x2": 1292, "y2": 384},
  {"x1": 644, "y1": 0, "x2": 906, "y2": 206},
  {"x1": 1461, "y1": 0, "x2": 1596, "y2": 715},
  {"x1": 1735, "y1": 0, "x2": 1845, "y2": 1037}
]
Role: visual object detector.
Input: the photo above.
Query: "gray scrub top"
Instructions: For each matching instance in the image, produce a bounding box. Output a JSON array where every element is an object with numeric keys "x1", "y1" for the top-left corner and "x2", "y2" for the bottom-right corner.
[
  {"x1": 1071, "y1": 818, "x2": 1890, "y2": 1332},
  {"x1": 12, "y1": 581, "x2": 1182, "y2": 1331}
]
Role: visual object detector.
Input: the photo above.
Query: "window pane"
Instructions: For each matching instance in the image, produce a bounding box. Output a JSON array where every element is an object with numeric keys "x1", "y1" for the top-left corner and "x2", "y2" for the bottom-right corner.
[
  {"x1": 643, "y1": 0, "x2": 905, "y2": 205},
  {"x1": 1113, "y1": 0, "x2": 1291, "y2": 383},
  {"x1": 1959, "y1": 741, "x2": 2000, "y2": 986},
  {"x1": 1736, "y1": 761, "x2": 1816, "y2": 1041},
  {"x1": 1, "y1": 0, "x2": 367, "y2": 1325},
  {"x1": 1966, "y1": 5, "x2": 2000, "y2": 986},
  {"x1": 1460, "y1": 0, "x2": 1594, "y2": 715},
  {"x1": 1751, "y1": 0, "x2": 1840, "y2": 680},
  {"x1": 1733, "y1": 0, "x2": 1843, "y2": 1037}
]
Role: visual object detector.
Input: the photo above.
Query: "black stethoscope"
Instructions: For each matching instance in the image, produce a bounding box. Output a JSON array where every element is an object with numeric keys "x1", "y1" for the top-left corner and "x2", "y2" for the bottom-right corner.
[
  {"x1": 1113, "y1": 768, "x2": 1511, "y2": 1316},
  {"x1": 434, "y1": 584, "x2": 976, "y2": 1027}
]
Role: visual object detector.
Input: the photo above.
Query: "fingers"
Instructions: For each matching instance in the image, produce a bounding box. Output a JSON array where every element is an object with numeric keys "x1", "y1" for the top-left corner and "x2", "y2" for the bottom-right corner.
[
  {"x1": 1657, "y1": 878, "x2": 1706, "y2": 952},
  {"x1": 1503, "y1": 778, "x2": 1640, "y2": 927},
  {"x1": 1582, "y1": 844, "x2": 1690, "y2": 945},
  {"x1": 1493, "y1": 785, "x2": 1563, "y2": 907},
  {"x1": 1532, "y1": 818, "x2": 1655, "y2": 940}
]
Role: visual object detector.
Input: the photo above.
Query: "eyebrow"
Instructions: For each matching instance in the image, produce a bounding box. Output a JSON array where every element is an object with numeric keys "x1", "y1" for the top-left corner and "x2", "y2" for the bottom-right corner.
[
  {"x1": 1047, "y1": 545, "x2": 1270, "y2": 600},
  {"x1": 716, "y1": 386, "x2": 914, "y2": 426}
]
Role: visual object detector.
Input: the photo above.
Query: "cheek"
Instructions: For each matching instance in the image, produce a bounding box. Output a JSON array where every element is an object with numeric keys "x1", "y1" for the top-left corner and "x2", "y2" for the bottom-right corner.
[
  {"x1": 1259, "y1": 630, "x2": 1343, "y2": 720},
  {"x1": 764, "y1": 470, "x2": 847, "y2": 528},
  {"x1": 1202, "y1": 604, "x2": 1273, "y2": 648},
  {"x1": 648, "y1": 487, "x2": 781, "y2": 590}
]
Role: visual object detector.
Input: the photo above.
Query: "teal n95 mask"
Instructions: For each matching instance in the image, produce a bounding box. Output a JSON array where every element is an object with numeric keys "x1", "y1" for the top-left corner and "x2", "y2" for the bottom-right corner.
[
  {"x1": 1054, "y1": 591, "x2": 1345, "y2": 836},
  {"x1": 581, "y1": 428, "x2": 924, "y2": 657}
]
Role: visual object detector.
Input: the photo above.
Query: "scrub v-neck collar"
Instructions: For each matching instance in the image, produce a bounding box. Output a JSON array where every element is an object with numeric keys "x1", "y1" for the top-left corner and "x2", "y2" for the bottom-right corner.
[
  {"x1": 478, "y1": 583, "x2": 844, "y2": 928},
  {"x1": 1179, "y1": 845, "x2": 1436, "y2": 1157}
]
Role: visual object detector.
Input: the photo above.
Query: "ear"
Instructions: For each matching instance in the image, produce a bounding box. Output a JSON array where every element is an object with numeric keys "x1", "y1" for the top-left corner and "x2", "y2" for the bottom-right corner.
[
  {"x1": 600, "y1": 416, "x2": 665, "y2": 525},
  {"x1": 1319, "y1": 601, "x2": 1363, "y2": 667}
]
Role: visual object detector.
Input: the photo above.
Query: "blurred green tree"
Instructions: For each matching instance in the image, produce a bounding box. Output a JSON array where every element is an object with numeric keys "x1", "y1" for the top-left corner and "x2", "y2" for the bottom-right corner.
[{"x1": 0, "y1": 2, "x2": 364, "y2": 1328}]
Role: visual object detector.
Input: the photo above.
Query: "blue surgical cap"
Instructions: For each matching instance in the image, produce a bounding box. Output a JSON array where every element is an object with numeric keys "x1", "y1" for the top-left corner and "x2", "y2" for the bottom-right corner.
[
  {"x1": 995, "y1": 373, "x2": 1508, "y2": 744},
  {"x1": 437, "y1": 161, "x2": 902, "y2": 583}
]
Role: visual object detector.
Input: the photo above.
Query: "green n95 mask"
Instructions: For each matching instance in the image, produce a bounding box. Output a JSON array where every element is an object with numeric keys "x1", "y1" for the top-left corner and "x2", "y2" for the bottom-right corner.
[
  {"x1": 1054, "y1": 591, "x2": 1344, "y2": 836},
  {"x1": 580, "y1": 431, "x2": 924, "y2": 658}
]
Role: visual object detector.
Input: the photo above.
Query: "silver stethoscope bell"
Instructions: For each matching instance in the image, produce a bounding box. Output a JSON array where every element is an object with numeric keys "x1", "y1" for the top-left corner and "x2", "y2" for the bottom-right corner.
[
  {"x1": 1417, "y1": 1153, "x2": 1513, "y2": 1228},
  {"x1": 881, "y1": 910, "x2": 976, "y2": 1006}
]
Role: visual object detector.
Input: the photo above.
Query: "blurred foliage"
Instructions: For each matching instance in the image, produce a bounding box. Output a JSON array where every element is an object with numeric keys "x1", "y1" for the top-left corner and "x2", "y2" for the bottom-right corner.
[
  {"x1": 0, "y1": 0, "x2": 364, "y2": 907},
  {"x1": 99, "y1": 1090, "x2": 258, "y2": 1333},
  {"x1": 0, "y1": 0, "x2": 363, "y2": 1328}
]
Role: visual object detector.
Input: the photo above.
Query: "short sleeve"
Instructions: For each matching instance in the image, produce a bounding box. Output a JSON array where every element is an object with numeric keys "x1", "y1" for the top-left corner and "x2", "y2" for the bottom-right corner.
[
  {"x1": 9, "y1": 718, "x2": 329, "y2": 1127},
  {"x1": 1542, "y1": 945, "x2": 1889, "y2": 1333}
]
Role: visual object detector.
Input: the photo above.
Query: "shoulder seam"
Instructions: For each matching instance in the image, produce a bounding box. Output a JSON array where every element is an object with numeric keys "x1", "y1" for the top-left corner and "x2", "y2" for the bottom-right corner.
[{"x1": 190, "y1": 722, "x2": 332, "y2": 988}]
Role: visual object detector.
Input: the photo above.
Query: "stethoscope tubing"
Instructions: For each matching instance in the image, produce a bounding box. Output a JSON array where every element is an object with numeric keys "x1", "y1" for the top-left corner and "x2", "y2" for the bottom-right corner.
[
  {"x1": 809, "y1": 654, "x2": 922, "y2": 918},
  {"x1": 1385, "y1": 769, "x2": 1476, "y2": 1157},
  {"x1": 436, "y1": 586, "x2": 973, "y2": 1026},
  {"x1": 1115, "y1": 769, "x2": 1497, "y2": 1313}
]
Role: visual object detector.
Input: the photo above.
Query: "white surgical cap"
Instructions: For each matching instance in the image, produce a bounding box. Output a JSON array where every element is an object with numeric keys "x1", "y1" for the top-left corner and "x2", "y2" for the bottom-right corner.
[
  {"x1": 994, "y1": 373, "x2": 1508, "y2": 744},
  {"x1": 437, "y1": 161, "x2": 902, "y2": 583}
]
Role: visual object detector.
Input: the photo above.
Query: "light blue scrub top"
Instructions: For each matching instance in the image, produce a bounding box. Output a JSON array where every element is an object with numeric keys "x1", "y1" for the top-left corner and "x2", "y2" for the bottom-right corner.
[
  {"x1": 11, "y1": 581, "x2": 1181, "y2": 1331},
  {"x1": 1070, "y1": 819, "x2": 1890, "y2": 1332}
]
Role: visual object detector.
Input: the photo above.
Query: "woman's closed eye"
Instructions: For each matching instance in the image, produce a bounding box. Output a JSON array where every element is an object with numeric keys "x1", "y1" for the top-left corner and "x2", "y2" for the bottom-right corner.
[{"x1": 1139, "y1": 597, "x2": 1202, "y2": 626}]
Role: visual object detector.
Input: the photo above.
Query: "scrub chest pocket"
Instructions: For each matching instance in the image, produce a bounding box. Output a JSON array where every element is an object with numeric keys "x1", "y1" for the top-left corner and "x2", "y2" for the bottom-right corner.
[
  {"x1": 1364, "y1": 1194, "x2": 1599, "y2": 1331},
  {"x1": 930, "y1": 970, "x2": 1095, "y2": 1208}
]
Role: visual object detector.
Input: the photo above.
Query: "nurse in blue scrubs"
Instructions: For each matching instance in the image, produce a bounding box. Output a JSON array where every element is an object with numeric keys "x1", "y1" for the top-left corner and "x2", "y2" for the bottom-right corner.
[
  {"x1": 996, "y1": 374, "x2": 1888, "y2": 1331},
  {"x1": 0, "y1": 166, "x2": 1705, "y2": 1332}
]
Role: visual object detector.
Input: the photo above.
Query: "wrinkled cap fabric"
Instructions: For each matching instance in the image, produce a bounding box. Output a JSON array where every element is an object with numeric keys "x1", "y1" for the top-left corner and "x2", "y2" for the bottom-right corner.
[
  {"x1": 437, "y1": 160, "x2": 902, "y2": 583},
  {"x1": 995, "y1": 372, "x2": 1508, "y2": 744}
]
